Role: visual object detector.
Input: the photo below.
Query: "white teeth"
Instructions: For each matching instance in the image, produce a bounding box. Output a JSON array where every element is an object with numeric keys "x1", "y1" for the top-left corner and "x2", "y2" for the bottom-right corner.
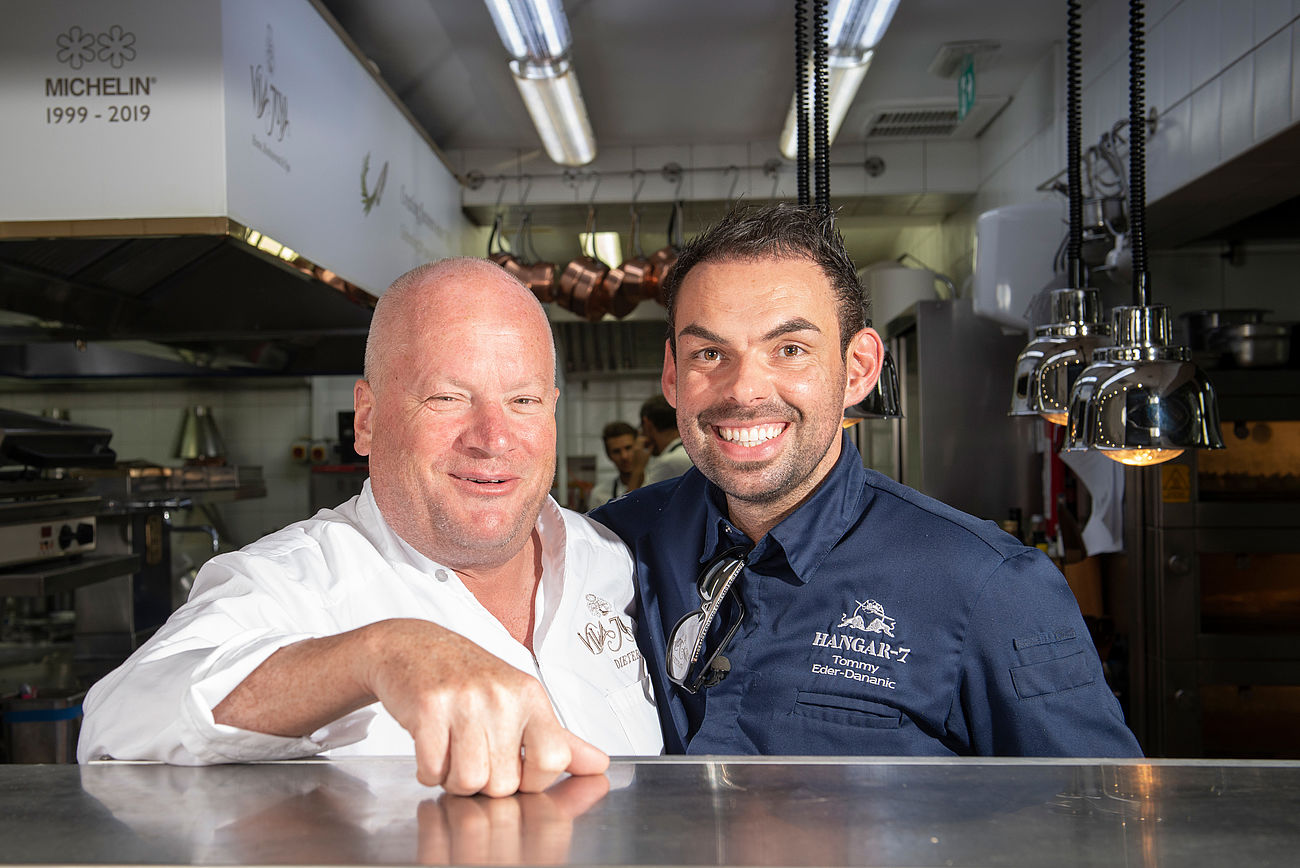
[{"x1": 717, "y1": 424, "x2": 783, "y2": 447}]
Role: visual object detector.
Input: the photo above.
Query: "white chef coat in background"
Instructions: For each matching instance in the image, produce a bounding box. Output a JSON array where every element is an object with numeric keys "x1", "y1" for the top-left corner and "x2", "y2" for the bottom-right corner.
[{"x1": 77, "y1": 480, "x2": 662, "y2": 764}]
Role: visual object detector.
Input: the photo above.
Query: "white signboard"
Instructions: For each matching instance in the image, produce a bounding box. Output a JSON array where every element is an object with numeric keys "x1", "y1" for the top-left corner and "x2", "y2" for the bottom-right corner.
[
  {"x1": 0, "y1": 0, "x2": 227, "y2": 219},
  {"x1": 0, "y1": 0, "x2": 469, "y2": 295},
  {"x1": 220, "y1": 0, "x2": 467, "y2": 293}
]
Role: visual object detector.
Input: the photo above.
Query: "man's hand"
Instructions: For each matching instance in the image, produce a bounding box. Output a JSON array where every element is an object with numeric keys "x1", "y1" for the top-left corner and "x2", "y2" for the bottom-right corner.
[
  {"x1": 213, "y1": 619, "x2": 609, "y2": 797},
  {"x1": 361, "y1": 620, "x2": 608, "y2": 796},
  {"x1": 416, "y1": 770, "x2": 611, "y2": 864}
]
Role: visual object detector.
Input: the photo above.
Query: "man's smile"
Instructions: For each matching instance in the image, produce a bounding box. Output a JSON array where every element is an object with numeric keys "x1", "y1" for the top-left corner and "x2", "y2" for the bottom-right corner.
[{"x1": 715, "y1": 423, "x2": 787, "y2": 447}]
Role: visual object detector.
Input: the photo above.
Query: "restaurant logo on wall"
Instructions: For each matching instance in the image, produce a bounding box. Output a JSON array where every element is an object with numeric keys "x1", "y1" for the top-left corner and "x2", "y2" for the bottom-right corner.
[
  {"x1": 249, "y1": 23, "x2": 291, "y2": 172},
  {"x1": 360, "y1": 152, "x2": 388, "y2": 215},
  {"x1": 44, "y1": 24, "x2": 155, "y2": 125}
]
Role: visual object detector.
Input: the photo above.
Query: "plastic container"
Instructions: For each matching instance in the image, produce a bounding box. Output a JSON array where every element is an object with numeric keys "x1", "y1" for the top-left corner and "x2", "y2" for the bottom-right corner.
[{"x1": 0, "y1": 689, "x2": 85, "y2": 763}]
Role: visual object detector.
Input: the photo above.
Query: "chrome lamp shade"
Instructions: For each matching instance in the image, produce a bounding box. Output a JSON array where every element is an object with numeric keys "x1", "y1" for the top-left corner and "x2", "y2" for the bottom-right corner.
[
  {"x1": 1063, "y1": 305, "x2": 1224, "y2": 466},
  {"x1": 1008, "y1": 288, "x2": 1111, "y2": 423},
  {"x1": 845, "y1": 346, "x2": 902, "y2": 420}
]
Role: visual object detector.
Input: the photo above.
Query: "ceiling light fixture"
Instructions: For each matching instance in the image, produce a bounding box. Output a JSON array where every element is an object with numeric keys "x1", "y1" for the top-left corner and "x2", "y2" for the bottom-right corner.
[
  {"x1": 1062, "y1": 0, "x2": 1223, "y2": 466},
  {"x1": 483, "y1": 0, "x2": 596, "y2": 166},
  {"x1": 778, "y1": 0, "x2": 902, "y2": 160}
]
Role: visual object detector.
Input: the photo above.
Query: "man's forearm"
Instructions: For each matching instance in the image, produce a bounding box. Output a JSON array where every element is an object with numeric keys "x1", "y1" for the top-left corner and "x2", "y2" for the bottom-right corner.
[{"x1": 212, "y1": 624, "x2": 381, "y2": 736}]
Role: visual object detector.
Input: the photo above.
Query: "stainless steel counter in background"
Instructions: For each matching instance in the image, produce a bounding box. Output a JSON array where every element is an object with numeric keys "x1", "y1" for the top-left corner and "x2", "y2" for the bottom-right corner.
[{"x1": 1, "y1": 757, "x2": 1298, "y2": 866}]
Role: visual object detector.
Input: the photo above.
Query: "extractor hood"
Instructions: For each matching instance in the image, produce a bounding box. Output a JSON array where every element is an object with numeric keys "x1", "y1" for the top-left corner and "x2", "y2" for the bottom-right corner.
[
  {"x1": 0, "y1": 218, "x2": 375, "y2": 377},
  {"x1": 0, "y1": 0, "x2": 470, "y2": 377}
]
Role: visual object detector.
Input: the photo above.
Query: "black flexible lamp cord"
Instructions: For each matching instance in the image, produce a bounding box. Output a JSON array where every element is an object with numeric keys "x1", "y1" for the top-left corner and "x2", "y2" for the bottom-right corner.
[
  {"x1": 795, "y1": 0, "x2": 810, "y2": 206},
  {"x1": 1066, "y1": 0, "x2": 1083, "y2": 289},
  {"x1": 812, "y1": 0, "x2": 830, "y2": 215},
  {"x1": 1128, "y1": 0, "x2": 1149, "y2": 307}
]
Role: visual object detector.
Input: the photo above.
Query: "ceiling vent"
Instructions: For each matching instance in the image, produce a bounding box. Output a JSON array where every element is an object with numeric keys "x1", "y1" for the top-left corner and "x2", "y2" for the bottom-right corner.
[
  {"x1": 927, "y1": 40, "x2": 1002, "y2": 79},
  {"x1": 863, "y1": 96, "x2": 1009, "y2": 141}
]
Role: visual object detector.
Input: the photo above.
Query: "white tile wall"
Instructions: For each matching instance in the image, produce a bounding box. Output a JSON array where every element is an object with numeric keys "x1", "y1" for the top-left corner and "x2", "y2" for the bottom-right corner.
[{"x1": 561, "y1": 372, "x2": 662, "y2": 510}]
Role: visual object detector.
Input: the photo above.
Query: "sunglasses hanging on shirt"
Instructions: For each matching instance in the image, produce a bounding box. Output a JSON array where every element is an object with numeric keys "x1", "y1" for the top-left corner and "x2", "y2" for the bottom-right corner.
[{"x1": 667, "y1": 546, "x2": 748, "y2": 693}]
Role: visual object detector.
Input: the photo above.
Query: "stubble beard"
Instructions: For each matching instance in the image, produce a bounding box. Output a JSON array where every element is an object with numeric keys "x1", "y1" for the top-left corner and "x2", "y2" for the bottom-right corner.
[{"x1": 686, "y1": 401, "x2": 840, "y2": 506}]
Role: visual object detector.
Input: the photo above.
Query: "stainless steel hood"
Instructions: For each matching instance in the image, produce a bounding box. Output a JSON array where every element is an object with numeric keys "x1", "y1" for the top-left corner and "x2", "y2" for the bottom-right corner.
[{"x1": 0, "y1": 218, "x2": 375, "y2": 378}]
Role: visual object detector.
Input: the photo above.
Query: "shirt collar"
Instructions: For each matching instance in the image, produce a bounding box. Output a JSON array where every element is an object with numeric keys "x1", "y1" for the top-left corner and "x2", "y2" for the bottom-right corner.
[
  {"x1": 358, "y1": 478, "x2": 565, "y2": 581},
  {"x1": 699, "y1": 431, "x2": 871, "y2": 584}
]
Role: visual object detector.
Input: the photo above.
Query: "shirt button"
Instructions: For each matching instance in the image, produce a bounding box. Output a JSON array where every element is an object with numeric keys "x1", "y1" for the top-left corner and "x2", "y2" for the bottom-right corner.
[{"x1": 434, "y1": 569, "x2": 450, "y2": 582}]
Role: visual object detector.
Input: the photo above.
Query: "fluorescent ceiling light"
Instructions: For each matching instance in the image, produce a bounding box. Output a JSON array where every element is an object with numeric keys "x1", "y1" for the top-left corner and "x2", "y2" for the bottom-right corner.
[
  {"x1": 778, "y1": 0, "x2": 901, "y2": 160},
  {"x1": 484, "y1": 0, "x2": 569, "y2": 59},
  {"x1": 484, "y1": 0, "x2": 596, "y2": 166},
  {"x1": 779, "y1": 59, "x2": 870, "y2": 160},
  {"x1": 828, "y1": 0, "x2": 901, "y2": 60}
]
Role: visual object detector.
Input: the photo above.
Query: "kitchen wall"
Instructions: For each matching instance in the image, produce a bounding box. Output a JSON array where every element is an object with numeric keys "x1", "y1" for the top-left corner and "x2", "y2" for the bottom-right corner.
[{"x1": 890, "y1": 0, "x2": 1300, "y2": 321}]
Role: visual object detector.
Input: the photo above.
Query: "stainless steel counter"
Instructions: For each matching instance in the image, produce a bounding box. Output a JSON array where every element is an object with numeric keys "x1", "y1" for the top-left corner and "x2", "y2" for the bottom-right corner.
[{"x1": 2, "y1": 757, "x2": 1298, "y2": 866}]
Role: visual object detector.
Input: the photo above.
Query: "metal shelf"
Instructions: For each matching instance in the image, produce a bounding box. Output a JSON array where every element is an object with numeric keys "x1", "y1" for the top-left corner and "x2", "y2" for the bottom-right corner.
[{"x1": 0, "y1": 553, "x2": 140, "y2": 597}]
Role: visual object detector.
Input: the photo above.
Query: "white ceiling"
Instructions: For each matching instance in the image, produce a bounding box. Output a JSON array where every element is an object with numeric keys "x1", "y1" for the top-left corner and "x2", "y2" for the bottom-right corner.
[
  {"x1": 316, "y1": 0, "x2": 1068, "y2": 264},
  {"x1": 318, "y1": 0, "x2": 1063, "y2": 150}
]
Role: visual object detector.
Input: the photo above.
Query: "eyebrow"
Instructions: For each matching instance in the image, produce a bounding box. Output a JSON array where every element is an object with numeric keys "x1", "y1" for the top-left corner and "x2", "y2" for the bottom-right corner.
[{"x1": 677, "y1": 317, "x2": 822, "y2": 345}]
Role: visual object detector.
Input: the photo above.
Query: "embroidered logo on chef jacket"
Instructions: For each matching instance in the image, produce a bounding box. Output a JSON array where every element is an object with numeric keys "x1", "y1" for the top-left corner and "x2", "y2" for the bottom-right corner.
[
  {"x1": 809, "y1": 599, "x2": 910, "y2": 689},
  {"x1": 577, "y1": 595, "x2": 641, "y2": 670}
]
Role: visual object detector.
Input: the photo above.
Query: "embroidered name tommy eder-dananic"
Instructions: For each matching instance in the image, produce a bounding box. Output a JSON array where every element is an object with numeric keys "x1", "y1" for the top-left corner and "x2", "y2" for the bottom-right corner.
[{"x1": 809, "y1": 599, "x2": 911, "y2": 689}]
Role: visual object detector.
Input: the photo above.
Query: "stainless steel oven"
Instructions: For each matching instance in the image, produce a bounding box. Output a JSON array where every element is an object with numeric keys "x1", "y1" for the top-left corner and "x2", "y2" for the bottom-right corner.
[{"x1": 1126, "y1": 369, "x2": 1300, "y2": 758}]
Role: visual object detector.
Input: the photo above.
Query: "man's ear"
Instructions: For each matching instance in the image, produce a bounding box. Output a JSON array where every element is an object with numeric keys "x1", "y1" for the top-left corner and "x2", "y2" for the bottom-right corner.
[
  {"x1": 660, "y1": 339, "x2": 678, "y2": 408},
  {"x1": 353, "y1": 379, "x2": 375, "y2": 456},
  {"x1": 843, "y1": 327, "x2": 884, "y2": 409}
]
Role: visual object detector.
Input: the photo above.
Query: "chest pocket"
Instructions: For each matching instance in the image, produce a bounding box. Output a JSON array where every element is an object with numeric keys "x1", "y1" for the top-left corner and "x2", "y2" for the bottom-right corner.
[{"x1": 793, "y1": 690, "x2": 903, "y2": 729}]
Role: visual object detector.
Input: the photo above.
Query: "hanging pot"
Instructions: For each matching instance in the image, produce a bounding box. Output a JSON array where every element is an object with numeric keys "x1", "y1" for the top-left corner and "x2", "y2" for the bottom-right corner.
[
  {"x1": 558, "y1": 206, "x2": 611, "y2": 321},
  {"x1": 486, "y1": 212, "x2": 519, "y2": 271},
  {"x1": 602, "y1": 206, "x2": 653, "y2": 318},
  {"x1": 513, "y1": 211, "x2": 556, "y2": 303},
  {"x1": 647, "y1": 200, "x2": 685, "y2": 306}
]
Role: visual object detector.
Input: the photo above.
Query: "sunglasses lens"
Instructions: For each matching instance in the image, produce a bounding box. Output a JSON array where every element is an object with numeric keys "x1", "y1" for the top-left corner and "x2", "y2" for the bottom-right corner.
[
  {"x1": 699, "y1": 555, "x2": 743, "y2": 602},
  {"x1": 668, "y1": 611, "x2": 705, "y2": 682}
]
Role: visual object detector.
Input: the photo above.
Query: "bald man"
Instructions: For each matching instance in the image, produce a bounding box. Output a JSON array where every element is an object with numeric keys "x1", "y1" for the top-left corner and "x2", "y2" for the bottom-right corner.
[{"x1": 78, "y1": 259, "x2": 662, "y2": 796}]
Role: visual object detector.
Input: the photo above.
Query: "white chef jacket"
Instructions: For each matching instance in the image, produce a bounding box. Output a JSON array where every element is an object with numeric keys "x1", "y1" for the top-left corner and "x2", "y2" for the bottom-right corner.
[
  {"x1": 77, "y1": 481, "x2": 662, "y2": 765},
  {"x1": 644, "y1": 439, "x2": 693, "y2": 485}
]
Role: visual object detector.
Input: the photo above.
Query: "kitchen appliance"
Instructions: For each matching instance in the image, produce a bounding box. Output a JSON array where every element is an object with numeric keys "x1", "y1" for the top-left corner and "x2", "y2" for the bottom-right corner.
[
  {"x1": 0, "y1": 410, "x2": 142, "y2": 762},
  {"x1": 0, "y1": 411, "x2": 126, "y2": 578},
  {"x1": 173, "y1": 405, "x2": 228, "y2": 464},
  {"x1": 1125, "y1": 370, "x2": 1300, "y2": 758},
  {"x1": 849, "y1": 299, "x2": 1040, "y2": 523}
]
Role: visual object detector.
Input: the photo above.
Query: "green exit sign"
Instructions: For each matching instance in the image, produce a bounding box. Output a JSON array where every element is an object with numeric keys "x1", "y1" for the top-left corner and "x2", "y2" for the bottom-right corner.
[{"x1": 957, "y1": 54, "x2": 976, "y2": 121}]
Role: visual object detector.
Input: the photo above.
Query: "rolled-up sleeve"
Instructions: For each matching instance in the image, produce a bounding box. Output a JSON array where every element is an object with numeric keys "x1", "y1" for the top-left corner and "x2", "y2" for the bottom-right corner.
[{"x1": 78, "y1": 549, "x2": 376, "y2": 765}]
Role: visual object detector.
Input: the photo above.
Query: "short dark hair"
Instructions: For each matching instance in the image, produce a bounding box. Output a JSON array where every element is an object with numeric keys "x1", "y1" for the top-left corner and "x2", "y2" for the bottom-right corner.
[
  {"x1": 601, "y1": 420, "x2": 637, "y2": 443},
  {"x1": 660, "y1": 203, "x2": 866, "y2": 353},
  {"x1": 639, "y1": 394, "x2": 677, "y2": 431}
]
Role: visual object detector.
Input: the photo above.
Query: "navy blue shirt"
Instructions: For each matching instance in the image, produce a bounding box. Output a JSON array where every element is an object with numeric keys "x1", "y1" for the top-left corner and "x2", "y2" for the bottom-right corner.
[{"x1": 592, "y1": 433, "x2": 1142, "y2": 757}]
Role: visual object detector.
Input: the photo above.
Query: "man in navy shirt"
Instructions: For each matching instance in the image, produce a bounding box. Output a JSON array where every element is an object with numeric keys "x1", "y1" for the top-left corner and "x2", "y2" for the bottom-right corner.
[{"x1": 591, "y1": 203, "x2": 1141, "y2": 757}]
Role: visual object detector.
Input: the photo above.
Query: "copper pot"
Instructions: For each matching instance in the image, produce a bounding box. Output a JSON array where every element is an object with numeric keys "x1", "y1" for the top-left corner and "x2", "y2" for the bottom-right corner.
[
  {"x1": 647, "y1": 200, "x2": 685, "y2": 306},
  {"x1": 558, "y1": 255, "x2": 611, "y2": 321},
  {"x1": 604, "y1": 257, "x2": 653, "y2": 318},
  {"x1": 519, "y1": 261, "x2": 556, "y2": 303},
  {"x1": 511, "y1": 212, "x2": 556, "y2": 303},
  {"x1": 486, "y1": 213, "x2": 520, "y2": 271}
]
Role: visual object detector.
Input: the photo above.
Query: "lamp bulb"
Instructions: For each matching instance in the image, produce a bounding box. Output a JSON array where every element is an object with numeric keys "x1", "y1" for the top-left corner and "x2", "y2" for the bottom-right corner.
[{"x1": 1106, "y1": 448, "x2": 1185, "y2": 467}]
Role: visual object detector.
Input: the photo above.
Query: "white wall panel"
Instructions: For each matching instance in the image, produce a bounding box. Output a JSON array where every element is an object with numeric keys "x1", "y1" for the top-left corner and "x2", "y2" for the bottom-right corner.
[
  {"x1": 1219, "y1": 54, "x2": 1256, "y2": 159},
  {"x1": 0, "y1": 0, "x2": 226, "y2": 220},
  {"x1": 1252, "y1": 28, "x2": 1294, "y2": 140}
]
